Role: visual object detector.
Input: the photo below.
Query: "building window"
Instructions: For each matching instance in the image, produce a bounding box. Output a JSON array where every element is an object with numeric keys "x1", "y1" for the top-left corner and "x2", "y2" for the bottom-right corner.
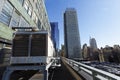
[
  {"x1": 20, "y1": 17, "x2": 29, "y2": 27},
  {"x1": 24, "y1": 1, "x2": 29, "y2": 12},
  {"x1": 35, "y1": 16, "x2": 38, "y2": 24},
  {"x1": 36, "y1": 3, "x2": 39, "y2": 10},
  {"x1": 36, "y1": 0, "x2": 41, "y2": 10},
  {"x1": 37, "y1": 19, "x2": 41, "y2": 29},
  {"x1": 32, "y1": 12, "x2": 35, "y2": 20},
  {"x1": 0, "y1": 1, "x2": 13, "y2": 26},
  {"x1": 24, "y1": 1, "x2": 32, "y2": 17},
  {"x1": 18, "y1": 0, "x2": 24, "y2": 6},
  {"x1": 19, "y1": 17, "x2": 29, "y2": 31},
  {"x1": 32, "y1": 12, "x2": 38, "y2": 24},
  {"x1": 10, "y1": 10, "x2": 20, "y2": 27},
  {"x1": 28, "y1": 5, "x2": 32, "y2": 17},
  {"x1": 0, "y1": 10, "x2": 11, "y2": 25}
]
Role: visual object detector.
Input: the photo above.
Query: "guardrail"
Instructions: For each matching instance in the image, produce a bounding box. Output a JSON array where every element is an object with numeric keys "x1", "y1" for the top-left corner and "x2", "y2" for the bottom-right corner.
[{"x1": 63, "y1": 57, "x2": 120, "y2": 80}]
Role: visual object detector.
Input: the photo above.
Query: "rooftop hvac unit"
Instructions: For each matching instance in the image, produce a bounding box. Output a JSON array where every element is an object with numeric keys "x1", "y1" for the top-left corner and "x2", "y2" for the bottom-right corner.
[{"x1": 11, "y1": 31, "x2": 55, "y2": 65}]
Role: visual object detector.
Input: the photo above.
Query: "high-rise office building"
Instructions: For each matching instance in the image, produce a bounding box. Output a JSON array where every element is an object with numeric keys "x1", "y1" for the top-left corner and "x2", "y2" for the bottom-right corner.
[
  {"x1": 89, "y1": 37, "x2": 98, "y2": 60},
  {"x1": 89, "y1": 37, "x2": 97, "y2": 49},
  {"x1": 64, "y1": 8, "x2": 81, "y2": 59},
  {"x1": 50, "y1": 22, "x2": 59, "y2": 53},
  {"x1": 0, "y1": 0, "x2": 51, "y2": 48}
]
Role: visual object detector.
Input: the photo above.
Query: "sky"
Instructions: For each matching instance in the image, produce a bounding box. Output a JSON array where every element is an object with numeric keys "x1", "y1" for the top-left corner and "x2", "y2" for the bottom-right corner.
[{"x1": 45, "y1": 0, "x2": 120, "y2": 48}]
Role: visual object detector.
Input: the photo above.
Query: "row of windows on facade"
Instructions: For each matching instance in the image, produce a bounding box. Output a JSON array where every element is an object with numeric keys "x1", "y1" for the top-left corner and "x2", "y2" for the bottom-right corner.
[
  {"x1": 21, "y1": 0, "x2": 42, "y2": 11},
  {"x1": 18, "y1": 0, "x2": 47, "y2": 30},
  {"x1": 0, "y1": 1, "x2": 42, "y2": 30},
  {"x1": 18, "y1": 0, "x2": 43, "y2": 23},
  {"x1": 18, "y1": 0, "x2": 42, "y2": 26},
  {"x1": 22, "y1": 0, "x2": 49, "y2": 31}
]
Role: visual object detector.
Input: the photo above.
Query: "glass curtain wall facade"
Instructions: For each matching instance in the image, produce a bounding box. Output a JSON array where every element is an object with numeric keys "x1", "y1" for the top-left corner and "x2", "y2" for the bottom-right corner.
[
  {"x1": 64, "y1": 8, "x2": 82, "y2": 59},
  {"x1": 50, "y1": 22, "x2": 59, "y2": 55}
]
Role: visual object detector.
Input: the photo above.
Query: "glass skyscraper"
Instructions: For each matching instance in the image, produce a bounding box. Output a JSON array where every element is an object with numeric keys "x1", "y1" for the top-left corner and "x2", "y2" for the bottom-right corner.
[
  {"x1": 64, "y1": 8, "x2": 82, "y2": 59},
  {"x1": 50, "y1": 22, "x2": 59, "y2": 53}
]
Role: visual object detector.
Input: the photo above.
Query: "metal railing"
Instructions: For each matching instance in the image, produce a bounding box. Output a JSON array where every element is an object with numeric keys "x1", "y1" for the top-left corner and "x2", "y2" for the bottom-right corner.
[{"x1": 63, "y1": 57, "x2": 120, "y2": 80}]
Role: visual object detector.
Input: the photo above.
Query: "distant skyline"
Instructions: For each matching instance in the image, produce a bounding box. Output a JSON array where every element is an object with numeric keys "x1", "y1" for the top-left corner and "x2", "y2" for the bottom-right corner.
[{"x1": 45, "y1": 0, "x2": 120, "y2": 48}]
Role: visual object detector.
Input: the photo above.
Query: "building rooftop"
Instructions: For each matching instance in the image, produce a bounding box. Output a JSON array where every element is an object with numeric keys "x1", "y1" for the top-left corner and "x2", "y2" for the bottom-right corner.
[{"x1": 65, "y1": 8, "x2": 76, "y2": 11}]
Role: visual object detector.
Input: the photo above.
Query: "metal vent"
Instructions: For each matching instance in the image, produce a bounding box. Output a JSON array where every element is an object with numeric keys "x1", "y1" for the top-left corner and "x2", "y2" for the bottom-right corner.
[
  {"x1": 12, "y1": 34, "x2": 29, "y2": 56},
  {"x1": 31, "y1": 34, "x2": 46, "y2": 56}
]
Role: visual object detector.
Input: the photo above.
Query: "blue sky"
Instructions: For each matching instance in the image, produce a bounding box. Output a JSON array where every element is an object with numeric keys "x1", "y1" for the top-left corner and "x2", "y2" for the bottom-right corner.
[{"x1": 45, "y1": 0, "x2": 120, "y2": 48}]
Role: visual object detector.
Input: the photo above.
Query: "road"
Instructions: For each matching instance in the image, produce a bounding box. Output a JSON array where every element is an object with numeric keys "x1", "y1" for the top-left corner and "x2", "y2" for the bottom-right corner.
[{"x1": 48, "y1": 60, "x2": 81, "y2": 80}]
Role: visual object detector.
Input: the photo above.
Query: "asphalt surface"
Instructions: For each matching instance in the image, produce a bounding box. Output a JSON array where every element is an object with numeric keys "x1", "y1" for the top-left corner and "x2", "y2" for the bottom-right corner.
[{"x1": 48, "y1": 60, "x2": 77, "y2": 80}]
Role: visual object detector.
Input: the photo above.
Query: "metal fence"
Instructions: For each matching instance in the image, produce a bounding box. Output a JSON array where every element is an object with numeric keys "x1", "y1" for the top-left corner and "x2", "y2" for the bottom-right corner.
[{"x1": 63, "y1": 57, "x2": 120, "y2": 80}]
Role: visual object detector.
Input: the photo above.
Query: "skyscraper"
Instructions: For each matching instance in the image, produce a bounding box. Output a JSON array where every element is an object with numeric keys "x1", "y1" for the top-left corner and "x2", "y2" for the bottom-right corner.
[
  {"x1": 64, "y1": 8, "x2": 81, "y2": 59},
  {"x1": 89, "y1": 37, "x2": 98, "y2": 60},
  {"x1": 89, "y1": 37, "x2": 97, "y2": 49},
  {"x1": 50, "y1": 22, "x2": 59, "y2": 53}
]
